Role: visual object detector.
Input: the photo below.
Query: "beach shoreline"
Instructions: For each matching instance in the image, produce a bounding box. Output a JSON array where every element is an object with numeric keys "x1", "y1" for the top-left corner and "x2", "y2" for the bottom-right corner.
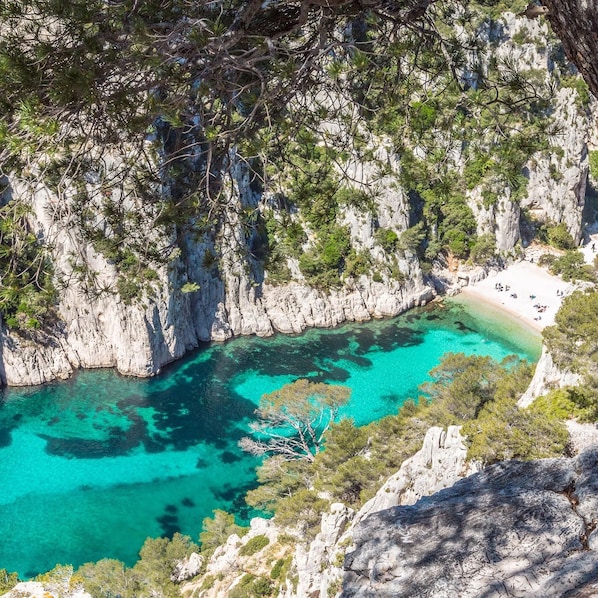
[{"x1": 456, "y1": 261, "x2": 571, "y2": 333}]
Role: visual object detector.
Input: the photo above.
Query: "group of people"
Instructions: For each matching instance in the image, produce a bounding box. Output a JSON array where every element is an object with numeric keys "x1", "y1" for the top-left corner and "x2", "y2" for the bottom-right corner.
[
  {"x1": 531, "y1": 299, "x2": 547, "y2": 321},
  {"x1": 493, "y1": 278, "x2": 561, "y2": 323}
]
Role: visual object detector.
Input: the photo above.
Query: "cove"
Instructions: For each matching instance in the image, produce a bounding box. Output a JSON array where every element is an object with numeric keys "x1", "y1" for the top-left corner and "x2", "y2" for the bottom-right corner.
[{"x1": 0, "y1": 298, "x2": 540, "y2": 579}]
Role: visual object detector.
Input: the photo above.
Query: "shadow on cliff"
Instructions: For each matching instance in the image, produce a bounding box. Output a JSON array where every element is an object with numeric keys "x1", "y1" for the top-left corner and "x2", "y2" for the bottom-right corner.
[{"x1": 343, "y1": 451, "x2": 598, "y2": 597}]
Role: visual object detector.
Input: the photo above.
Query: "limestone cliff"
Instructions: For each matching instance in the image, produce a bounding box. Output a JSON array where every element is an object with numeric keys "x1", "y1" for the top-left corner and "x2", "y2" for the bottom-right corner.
[
  {"x1": 466, "y1": 13, "x2": 591, "y2": 252},
  {"x1": 184, "y1": 427, "x2": 598, "y2": 598},
  {"x1": 0, "y1": 11, "x2": 594, "y2": 387},
  {"x1": 519, "y1": 346, "x2": 581, "y2": 407},
  {"x1": 0, "y1": 151, "x2": 433, "y2": 386}
]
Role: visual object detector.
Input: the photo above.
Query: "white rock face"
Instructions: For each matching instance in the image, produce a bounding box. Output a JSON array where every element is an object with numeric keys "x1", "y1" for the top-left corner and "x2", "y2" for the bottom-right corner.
[
  {"x1": 522, "y1": 86, "x2": 589, "y2": 245},
  {"x1": 466, "y1": 14, "x2": 592, "y2": 253},
  {"x1": 294, "y1": 503, "x2": 354, "y2": 598},
  {"x1": 518, "y1": 346, "x2": 581, "y2": 407},
  {"x1": 344, "y1": 449, "x2": 598, "y2": 597},
  {"x1": 170, "y1": 552, "x2": 204, "y2": 583},
  {"x1": 181, "y1": 517, "x2": 280, "y2": 597},
  {"x1": 0, "y1": 581, "x2": 91, "y2": 598},
  {"x1": 292, "y1": 426, "x2": 478, "y2": 598},
  {"x1": 0, "y1": 162, "x2": 433, "y2": 386},
  {"x1": 0, "y1": 13, "x2": 594, "y2": 387},
  {"x1": 356, "y1": 426, "x2": 480, "y2": 524}
]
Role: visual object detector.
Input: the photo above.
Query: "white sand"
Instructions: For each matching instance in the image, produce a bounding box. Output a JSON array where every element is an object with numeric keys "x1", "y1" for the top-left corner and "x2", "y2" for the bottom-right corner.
[{"x1": 459, "y1": 261, "x2": 572, "y2": 332}]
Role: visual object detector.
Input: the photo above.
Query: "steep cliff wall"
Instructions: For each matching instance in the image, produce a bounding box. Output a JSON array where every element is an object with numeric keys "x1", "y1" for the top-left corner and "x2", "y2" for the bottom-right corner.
[
  {"x1": 0, "y1": 11, "x2": 594, "y2": 387},
  {"x1": 184, "y1": 429, "x2": 598, "y2": 598},
  {"x1": 466, "y1": 13, "x2": 591, "y2": 252},
  {"x1": 182, "y1": 426, "x2": 477, "y2": 598},
  {"x1": 0, "y1": 151, "x2": 433, "y2": 386}
]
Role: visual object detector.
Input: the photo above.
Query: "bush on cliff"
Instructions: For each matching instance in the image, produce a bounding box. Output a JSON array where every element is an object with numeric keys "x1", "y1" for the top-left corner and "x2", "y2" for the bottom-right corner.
[{"x1": 544, "y1": 289, "x2": 598, "y2": 393}]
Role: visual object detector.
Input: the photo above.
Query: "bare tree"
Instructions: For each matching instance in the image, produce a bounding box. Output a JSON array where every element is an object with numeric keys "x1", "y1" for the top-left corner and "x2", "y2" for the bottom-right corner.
[{"x1": 239, "y1": 378, "x2": 351, "y2": 462}]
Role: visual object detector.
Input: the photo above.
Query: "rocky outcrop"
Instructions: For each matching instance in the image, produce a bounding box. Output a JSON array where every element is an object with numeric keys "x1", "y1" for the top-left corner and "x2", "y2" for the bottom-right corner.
[
  {"x1": 0, "y1": 166, "x2": 433, "y2": 386},
  {"x1": 343, "y1": 447, "x2": 598, "y2": 597},
  {"x1": 171, "y1": 552, "x2": 204, "y2": 583},
  {"x1": 467, "y1": 13, "x2": 592, "y2": 252},
  {"x1": 176, "y1": 428, "x2": 598, "y2": 598},
  {"x1": 356, "y1": 426, "x2": 480, "y2": 522},
  {"x1": 522, "y1": 85, "x2": 589, "y2": 246},
  {"x1": 292, "y1": 426, "x2": 477, "y2": 597},
  {"x1": 181, "y1": 517, "x2": 283, "y2": 597},
  {"x1": 183, "y1": 426, "x2": 477, "y2": 598},
  {"x1": 519, "y1": 346, "x2": 581, "y2": 407},
  {"x1": 0, "y1": 583, "x2": 91, "y2": 598},
  {"x1": 0, "y1": 10, "x2": 594, "y2": 386},
  {"x1": 294, "y1": 503, "x2": 354, "y2": 598}
]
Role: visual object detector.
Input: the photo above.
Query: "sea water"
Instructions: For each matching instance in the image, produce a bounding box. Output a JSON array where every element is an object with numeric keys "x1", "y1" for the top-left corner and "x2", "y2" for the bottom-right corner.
[{"x1": 0, "y1": 299, "x2": 541, "y2": 578}]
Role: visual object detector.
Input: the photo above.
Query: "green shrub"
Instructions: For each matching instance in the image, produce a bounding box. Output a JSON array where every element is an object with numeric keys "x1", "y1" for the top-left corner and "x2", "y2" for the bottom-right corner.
[
  {"x1": 239, "y1": 534, "x2": 270, "y2": 557},
  {"x1": 270, "y1": 556, "x2": 292, "y2": 580},
  {"x1": 511, "y1": 29, "x2": 535, "y2": 45},
  {"x1": 529, "y1": 387, "x2": 588, "y2": 420},
  {"x1": 589, "y1": 150, "x2": 598, "y2": 181},
  {"x1": 181, "y1": 282, "x2": 200, "y2": 293},
  {"x1": 229, "y1": 574, "x2": 273, "y2": 598},
  {"x1": 116, "y1": 276, "x2": 142, "y2": 304},
  {"x1": 200, "y1": 510, "x2": 247, "y2": 556},
  {"x1": 344, "y1": 249, "x2": 371, "y2": 277},
  {"x1": 463, "y1": 396, "x2": 569, "y2": 465},
  {"x1": 298, "y1": 226, "x2": 352, "y2": 289},
  {"x1": 549, "y1": 250, "x2": 595, "y2": 282},
  {"x1": 334, "y1": 187, "x2": 374, "y2": 213},
  {"x1": 560, "y1": 75, "x2": 591, "y2": 110},
  {"x1": 537, "y1": 253, "x2": 556, "y2": 267},
  {"x1": 273, "y1": 489, "x2": 330, "y2": 538},
  {"x1": 400, "y1": 222, "x2": 426, "y2": 252},
  {"x1": 410, "y1": 100, "x2": 438, "y2": 133},
  {"x1": 0, "y1": 569, "x2": 19, "y2": 593},
  {"x1": 546, "y1": 223, "x2": 576, "y2": 250},
  {"x1": 0, "y1": 201, "x2": 56, "y2": 330},
  {"x1": 78, "y1": 559, "x2": 133, "y2": 598},
  {"x1": 470, "y1": 233, "x2": 496, "y2": 265},
  {"x1": 374, "y1": 227, "x2": 399, "y2": 252},
  {"x1": 463, "y1": 155, "x2": 495, "y2": 189},
  {"x1": 543, "y1": 289, "x2": 598, "y2": 387}
]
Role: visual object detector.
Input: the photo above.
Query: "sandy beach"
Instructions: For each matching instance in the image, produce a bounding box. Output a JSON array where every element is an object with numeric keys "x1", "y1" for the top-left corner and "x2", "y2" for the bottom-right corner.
[{"x1": 459, "y1": 261, "x2": 572, "y2": 332}]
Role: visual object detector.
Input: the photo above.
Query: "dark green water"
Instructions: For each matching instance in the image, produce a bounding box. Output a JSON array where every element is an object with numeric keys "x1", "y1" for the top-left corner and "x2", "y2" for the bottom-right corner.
[{"x1": 0, "y1": 299, "x2": 540, "y2": 578}]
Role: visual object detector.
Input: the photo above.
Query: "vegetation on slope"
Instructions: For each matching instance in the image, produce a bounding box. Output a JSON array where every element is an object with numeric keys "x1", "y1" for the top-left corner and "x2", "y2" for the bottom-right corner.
[
  {"x1": 0, "y1": 0, "x2": 589, "y2": 322},
  {"x1": 1, "y1": 0, "x2": 597, "y2": 594},
  {"x1": 241, "y1": 352, "x2": 567, "y2": 541}
]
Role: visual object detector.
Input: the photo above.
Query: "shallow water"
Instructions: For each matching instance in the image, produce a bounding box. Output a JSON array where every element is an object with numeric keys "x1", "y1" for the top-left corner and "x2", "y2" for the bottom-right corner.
[{"x1": 0, "y1": 298, "x2": 540, "y2": 578}]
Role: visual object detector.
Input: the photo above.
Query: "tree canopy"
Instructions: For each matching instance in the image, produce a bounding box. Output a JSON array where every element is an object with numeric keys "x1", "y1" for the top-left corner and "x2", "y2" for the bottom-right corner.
[
  {"x1": 0, "y1": 0, "x2": 461, "y2": 180},
  {"x1": 0, "y1": 0, "x2": 594, "y2": 330}
]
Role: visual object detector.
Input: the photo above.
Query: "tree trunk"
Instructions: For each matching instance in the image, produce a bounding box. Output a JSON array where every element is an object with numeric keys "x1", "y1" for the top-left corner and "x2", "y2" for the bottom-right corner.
[{"x1": 543, "y1": 0, "x2": 598, "y2": 98}]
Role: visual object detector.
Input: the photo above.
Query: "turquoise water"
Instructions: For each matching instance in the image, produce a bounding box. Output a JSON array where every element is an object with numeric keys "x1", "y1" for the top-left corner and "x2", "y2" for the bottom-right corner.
[{"x1": 0, "y1": 299, "x2": 540, "y2": 578}]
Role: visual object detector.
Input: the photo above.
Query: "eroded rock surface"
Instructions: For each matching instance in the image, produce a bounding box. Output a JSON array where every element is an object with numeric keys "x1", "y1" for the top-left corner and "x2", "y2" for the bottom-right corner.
[{"x1": 343, "y1": 449, "x2": 598, "y2": 597}]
